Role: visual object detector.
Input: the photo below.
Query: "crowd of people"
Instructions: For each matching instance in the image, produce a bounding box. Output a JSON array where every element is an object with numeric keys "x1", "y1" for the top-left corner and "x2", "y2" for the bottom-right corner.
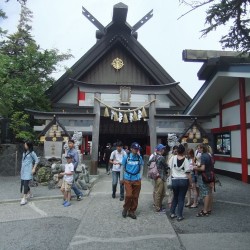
[{"x1": 19, "y1": 139, "x2": 215, "y2": 220}]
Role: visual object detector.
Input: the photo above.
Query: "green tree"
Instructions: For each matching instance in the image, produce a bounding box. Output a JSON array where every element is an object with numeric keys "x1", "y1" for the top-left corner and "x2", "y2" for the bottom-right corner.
[
  {"x1": 179, "y1": 0, "x2": 250, "y2": 52},
  {"x1": 0, "y1": 2, "x2": 72, "y2": 141}
]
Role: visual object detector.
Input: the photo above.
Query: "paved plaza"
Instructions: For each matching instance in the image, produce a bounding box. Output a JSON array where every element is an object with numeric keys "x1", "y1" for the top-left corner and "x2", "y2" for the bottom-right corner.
[{"x1": 0, "y1": 170, "x2": 250, "y2": 250}]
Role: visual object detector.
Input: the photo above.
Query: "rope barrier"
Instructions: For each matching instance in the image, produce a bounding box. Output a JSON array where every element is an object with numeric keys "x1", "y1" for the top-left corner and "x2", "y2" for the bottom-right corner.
[{"x1": 94, "y1": 97, "x2": 156, "y2": 113}]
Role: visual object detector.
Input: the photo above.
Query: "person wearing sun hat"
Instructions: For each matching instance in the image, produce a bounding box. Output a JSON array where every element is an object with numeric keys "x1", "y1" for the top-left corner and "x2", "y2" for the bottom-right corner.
[{"x1": 120, "y1": 142, "x2": 144, "y2": 219}]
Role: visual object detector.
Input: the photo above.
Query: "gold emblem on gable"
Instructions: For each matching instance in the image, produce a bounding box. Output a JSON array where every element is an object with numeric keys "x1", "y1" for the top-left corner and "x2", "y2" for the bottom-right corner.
[{"x1": 111, "y1": 58, "x2": 124, "y2": 70}]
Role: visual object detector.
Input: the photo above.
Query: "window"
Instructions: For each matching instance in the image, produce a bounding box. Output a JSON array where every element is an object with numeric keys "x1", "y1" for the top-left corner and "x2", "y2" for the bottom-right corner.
[{"x1": 214, "y1": 132, "x2": 231, "y2": 155}]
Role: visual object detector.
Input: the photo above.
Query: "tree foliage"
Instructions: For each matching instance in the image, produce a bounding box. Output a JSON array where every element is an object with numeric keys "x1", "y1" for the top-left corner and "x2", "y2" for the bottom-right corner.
[
  {"x1": 0, "y1": 2, "x2": 72, "y2": 141},
  {"x1": 179, "y1": 0, "x2": 250, "y2": 52}
]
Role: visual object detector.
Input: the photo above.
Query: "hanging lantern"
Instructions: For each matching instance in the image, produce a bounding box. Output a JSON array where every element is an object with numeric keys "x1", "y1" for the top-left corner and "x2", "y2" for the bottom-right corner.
[
  {"x1": 104, "y1": 107, "x2": 109, "y2": 117},
  {"x1": 123, "y1": 113, "x2": 128, "y2": 123},
  {"x1": 114, "y1": 112, "x2": 118, "y2": 121},
  {"x1": 141, "y1": 106, "x2": 147, "y2": 118},
  {"x1": 129, "y1": 112, "x2": 133, "y2": 122},
  {"x1": 133, "y1": 111, "x2": 138, "y2": 121}
]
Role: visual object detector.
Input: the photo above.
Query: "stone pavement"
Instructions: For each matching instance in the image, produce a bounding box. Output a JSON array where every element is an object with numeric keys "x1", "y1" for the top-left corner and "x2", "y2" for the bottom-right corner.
[{"x1": 0, "y1": 170, "x2": 250, "y2": 250}]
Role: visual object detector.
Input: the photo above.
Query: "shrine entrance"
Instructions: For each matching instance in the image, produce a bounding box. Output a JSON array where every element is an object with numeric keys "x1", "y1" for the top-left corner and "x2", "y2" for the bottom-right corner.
[{"x1": 99, "y1": 117, "x2": 149, "y2": 150}]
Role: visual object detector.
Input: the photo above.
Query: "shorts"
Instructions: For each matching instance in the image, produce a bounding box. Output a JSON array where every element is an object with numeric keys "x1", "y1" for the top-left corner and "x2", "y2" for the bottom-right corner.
[
  {"x1": 60, "y1": 180, "x2": 72, "y2": 192},
  {"x1": 197, "y1": 175, "x2": 212, "y2": 197}
]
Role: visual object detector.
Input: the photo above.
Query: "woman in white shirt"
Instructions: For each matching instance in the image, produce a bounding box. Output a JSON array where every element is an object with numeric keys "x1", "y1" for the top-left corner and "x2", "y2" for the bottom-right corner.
[{"x1": 169, "y1": 144, "x2": 192, "y2": 221}]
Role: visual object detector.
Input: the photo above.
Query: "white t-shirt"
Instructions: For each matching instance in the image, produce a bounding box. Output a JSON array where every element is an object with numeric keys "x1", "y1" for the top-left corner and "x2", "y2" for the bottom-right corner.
[
  {"x1": 169, "y1": 155, "x2": 190, "y2": 178},
  {"x1": 64, "y1": 163, "x2": 74, "y2": 184},
  {"x1": 110, "y1": 150, "x2": 127, "y2": 172}
]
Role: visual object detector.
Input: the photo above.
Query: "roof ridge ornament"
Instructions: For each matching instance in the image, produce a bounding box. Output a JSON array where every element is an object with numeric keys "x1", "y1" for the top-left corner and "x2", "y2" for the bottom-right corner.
[
  {"x1": 82, "y1": 6, "x2": 105, "y2": 35},
  {"x1": 131, "y1": 9, "x2": 153, "y2": 34}
]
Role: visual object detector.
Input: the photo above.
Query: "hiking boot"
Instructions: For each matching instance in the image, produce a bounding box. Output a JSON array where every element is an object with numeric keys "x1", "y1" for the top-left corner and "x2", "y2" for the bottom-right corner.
[
  {"x1": 64, "y1": 201, "x2": 71, "y2": 207},
  {"x1": 20, "y1": 198, "x2": 27, "y2": 206},
  {"x1": 77, "y1": 195, "x2": 82, "y2": 201},
  {"x1": 122, "y1": 209, "x2": 127, "y2": 218},
  {"x1": 128, "y1": 213, "x2": 137, "y2": 219}
]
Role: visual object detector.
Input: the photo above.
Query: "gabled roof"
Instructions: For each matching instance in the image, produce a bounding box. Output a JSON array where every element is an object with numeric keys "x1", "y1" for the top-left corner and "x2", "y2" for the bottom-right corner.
[
  {"x1": 184, "y1": 56, "x2": 250, "y2": 115},
  {"x1": 47, "y1": 2, "x2": 190, "y2": 107}
]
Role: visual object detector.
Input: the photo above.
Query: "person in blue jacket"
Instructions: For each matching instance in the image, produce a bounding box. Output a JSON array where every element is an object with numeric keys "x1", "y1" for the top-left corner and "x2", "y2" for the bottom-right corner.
[{"x1": 120, "y1": 142, "x2": 144, "y2": 219}]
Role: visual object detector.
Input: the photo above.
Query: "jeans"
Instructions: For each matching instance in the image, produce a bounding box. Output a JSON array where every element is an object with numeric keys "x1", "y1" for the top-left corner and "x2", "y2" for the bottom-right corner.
[
  {"x1": 72, "y1": 183, "x2": 83, "y2": 197},
  {"x1": 170, "y1": 178, "x2": 189, "y2": 218},
  {"x1": 112, "y1": 171, "x2": 124, "y2": 198}
]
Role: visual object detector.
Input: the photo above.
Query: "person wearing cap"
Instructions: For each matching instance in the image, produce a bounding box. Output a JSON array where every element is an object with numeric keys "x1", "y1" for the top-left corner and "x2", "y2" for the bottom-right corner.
[
  {"x1": 60, "y1": 155, "x2": 74, "y2": 207},
  {"x1": 120, "y1": 142, "x2": 144, "y2": 219},
  {"x1": 109, "y1": 141, "x2": 127, "y2": 200},
  {"x1": 147, "y1": 144, "x2": 169, "y2": 213},
  {"x1": 67, "y1": 139, "x2": 83, "y2": 201}
]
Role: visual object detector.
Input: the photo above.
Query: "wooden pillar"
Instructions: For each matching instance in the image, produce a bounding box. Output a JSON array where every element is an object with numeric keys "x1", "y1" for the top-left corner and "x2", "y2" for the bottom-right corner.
[
  {"x1": 91, "y1": 93, "x2": 101, "y2": 175},
  {"x1": 148, "y1": 94, "x2": 157, "y2": 153},
  {"x1": 239, "y1": 78, "x2": 248, "y2": 183}
]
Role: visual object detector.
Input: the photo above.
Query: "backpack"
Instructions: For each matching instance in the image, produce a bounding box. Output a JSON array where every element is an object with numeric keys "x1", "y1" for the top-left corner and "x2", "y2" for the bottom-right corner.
[
  {"x1": 201, "y1": 154, "x2": 215, "y2": 185},
  {"x1": 147, "y1": 155, "x2": 160, "y2": 180},
  {"x1": 124, "y1": 154, "x2": 141, "y2": 175}
]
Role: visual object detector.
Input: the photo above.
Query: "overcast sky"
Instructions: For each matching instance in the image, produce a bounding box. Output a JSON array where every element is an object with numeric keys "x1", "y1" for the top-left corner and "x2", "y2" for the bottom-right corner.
[{"x1": 1, "y1": 0, "x2": 227, "y2": 98}]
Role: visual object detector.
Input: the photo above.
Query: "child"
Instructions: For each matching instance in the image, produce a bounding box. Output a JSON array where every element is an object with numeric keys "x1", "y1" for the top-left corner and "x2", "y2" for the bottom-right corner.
[{"x1": 60, "y1": 155, "x2": 74, "y2": 207}]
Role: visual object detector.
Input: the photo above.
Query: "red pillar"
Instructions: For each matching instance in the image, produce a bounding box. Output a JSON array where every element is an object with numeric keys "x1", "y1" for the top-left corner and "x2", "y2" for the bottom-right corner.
[{"x1": 239, "y1": 78, "x2": 248, "y2": 183}]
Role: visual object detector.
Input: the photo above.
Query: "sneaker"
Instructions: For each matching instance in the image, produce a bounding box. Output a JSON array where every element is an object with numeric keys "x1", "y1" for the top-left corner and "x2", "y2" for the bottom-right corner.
[
  {"x1": 120, "y1": 197, "x2": 124, "y2": 201},
  {"x1": 20, "y1": 198, "x2": 27, "y2": 206},
  {"x1": 122, "y1": 209, "x2": 127, "y2": 218},
  {"x1": 156, "y1": 208, "x2": 166, "y2": 214},
  {"x1": 26, "y1": 193, "x2": 33, "y2": 199},
  {"x1": 170, "y1": 214, "x2": 177, "y2": 219},
  {"x1": 77, "y1": 195, "x2": 82, "y2": 201},
  {"x1": 177, "y1": 217, "x2": 184, "y2": 222},
  {"x1": 128, "y1": 213, "x2": 137, "y2": 219},
  {"x1": 62, "y1": 200, "x2": 67, "y2": 205},
  {"x1": 64, "y1": 201, "x2": 71, "y2": 207},
  {"x1": 112, "y1": 193, "x2": 116, "y2": 199}
]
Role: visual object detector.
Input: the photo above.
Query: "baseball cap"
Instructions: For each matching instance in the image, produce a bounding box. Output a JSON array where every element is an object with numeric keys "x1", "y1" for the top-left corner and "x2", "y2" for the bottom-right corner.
[
  {"x1": 156, "y1": 144, "x2": 166, "y2": 151},
  {"x1": 131, "y1": 142, "x2": 140, "y2": 149}
]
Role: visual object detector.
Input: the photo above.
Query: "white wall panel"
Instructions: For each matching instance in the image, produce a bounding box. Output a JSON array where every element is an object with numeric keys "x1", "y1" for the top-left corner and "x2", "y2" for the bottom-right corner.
[
  {"x1": 214, "y1": 162, "x2": 242, "y2": 174},
  {"x1": 222, "y1": 106, "x2": 240, "y2": 126},
  {"x1": 248, "y1": 129, "x2": 250, "y2": 158},
  {"x1": 231, "y1": 130, "x2": 241, "y2": 158},
  {"x1": 58, "y1": 87, "x2": 78, "y2": 104},
  {"x1": 222, "y1": 82, "x2": 239, "y2": 103},
  {"x1": 245, "y1": 78, "x2": 250, "y2": 95},
  {"x1": 202, "y1": 115, "x2": 219, "y2": 129},
  {"x1": 246, "y1": 102, "x2": 250, "y2": 123}
]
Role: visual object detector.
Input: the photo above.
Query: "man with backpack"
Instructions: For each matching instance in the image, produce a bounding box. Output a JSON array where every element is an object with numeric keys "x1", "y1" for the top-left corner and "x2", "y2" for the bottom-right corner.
[
  {"x1": 147, "y1": 144, "x2": 169, "y2": 212},
  {"x1": 109, "y1": 141, "x2": 127, "y2": 200},
  {"x1": 120, "y1": 142, "x2": 144, "y2": 219}
]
